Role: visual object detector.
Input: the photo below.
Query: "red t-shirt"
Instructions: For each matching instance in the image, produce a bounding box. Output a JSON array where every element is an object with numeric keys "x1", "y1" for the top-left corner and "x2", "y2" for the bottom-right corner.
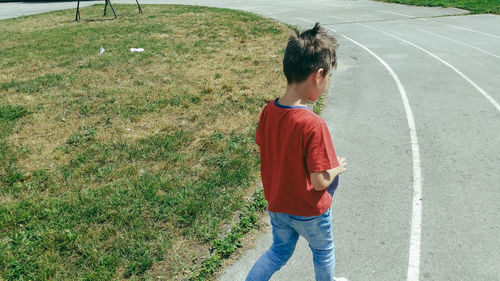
[{"x1": 255, "y1": 98, "x2": 340, "y2": 216}]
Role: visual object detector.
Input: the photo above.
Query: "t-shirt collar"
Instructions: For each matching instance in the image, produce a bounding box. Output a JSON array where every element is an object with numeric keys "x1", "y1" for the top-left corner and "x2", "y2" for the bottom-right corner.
[{"x1": 273, "y1": 98, "x2": 312, "y2": 110}]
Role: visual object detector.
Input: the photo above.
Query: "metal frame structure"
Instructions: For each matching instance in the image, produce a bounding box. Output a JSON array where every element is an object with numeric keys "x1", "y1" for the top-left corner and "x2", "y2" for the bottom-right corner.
[{"x1": 76, "y1": 0, "x2": 142, "y2": 21}]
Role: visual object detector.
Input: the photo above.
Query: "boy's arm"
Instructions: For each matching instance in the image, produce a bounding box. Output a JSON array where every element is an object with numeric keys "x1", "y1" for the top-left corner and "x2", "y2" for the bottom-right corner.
[
  {"x1": 304, "y1": 119, "x2": 345, "y2": 191},
  {"x1": 311, "y1": 157, "x2": 347, "y2": 191}
]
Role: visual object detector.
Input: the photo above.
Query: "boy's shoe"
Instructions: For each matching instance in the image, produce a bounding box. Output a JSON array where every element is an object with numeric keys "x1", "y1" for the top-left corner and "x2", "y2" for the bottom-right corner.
[{"x1": 334, "y1": 278, "x2": 350, "y2": 281}]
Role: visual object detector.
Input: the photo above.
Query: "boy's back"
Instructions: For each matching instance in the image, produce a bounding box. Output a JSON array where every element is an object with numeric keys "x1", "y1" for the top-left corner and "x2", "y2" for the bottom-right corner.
[{"x1": 256, "y1": 98, "x2": 339, "y2": 217}]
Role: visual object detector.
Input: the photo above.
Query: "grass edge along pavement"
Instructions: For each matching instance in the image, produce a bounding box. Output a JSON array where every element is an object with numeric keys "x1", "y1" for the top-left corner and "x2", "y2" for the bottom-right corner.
[
  {"x1": 0, "y1": 4, "x2": 297, "y2": 280},
  {"x1": 189, "y1": 186, "x2": 267, "y2": 280},
  {"x1": 374, "y1": 0, "x2": 500, "y2": 14}
]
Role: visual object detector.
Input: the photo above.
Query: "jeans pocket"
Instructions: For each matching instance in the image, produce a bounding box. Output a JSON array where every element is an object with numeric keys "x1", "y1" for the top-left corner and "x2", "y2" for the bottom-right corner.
[
  {"x1": 268, "y1": 210, "x2": 287, "y2": 229},
  {"x1": 313, "y1": 210, "x2": 334, "y2": 250},
  {"x1": 288, "y1": 215, "x2": 320, "y2": 236}
]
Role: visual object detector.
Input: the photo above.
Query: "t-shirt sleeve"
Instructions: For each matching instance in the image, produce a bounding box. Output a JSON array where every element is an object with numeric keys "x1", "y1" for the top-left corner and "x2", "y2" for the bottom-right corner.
[
  {"x1": 255, "y1": 108, "x2": 265, "y2": 147},
  {"x1": 304, "y1": 119, "x2": 339, "y2": 173}
]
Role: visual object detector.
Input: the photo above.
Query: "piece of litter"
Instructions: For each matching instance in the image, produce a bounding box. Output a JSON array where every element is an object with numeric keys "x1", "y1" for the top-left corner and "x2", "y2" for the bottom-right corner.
[
  {"x1": 130, "y1": 48, "x2": 144, "y2": 53},
  {"x1": 126, "y1": 128, "x2": 131, "y2": 131},
  {"x1": 100, "y1": 46, "x2": 105, "y2": 54}
]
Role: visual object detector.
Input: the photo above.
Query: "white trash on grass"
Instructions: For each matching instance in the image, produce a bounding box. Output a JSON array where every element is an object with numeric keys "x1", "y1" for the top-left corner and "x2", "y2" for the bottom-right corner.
[
  {"x1": 100, "y1": 46, "x2": 105, "y2": 54},
  {"x1": 130, "y1": 48, "x2": 144, "y2": 53}
]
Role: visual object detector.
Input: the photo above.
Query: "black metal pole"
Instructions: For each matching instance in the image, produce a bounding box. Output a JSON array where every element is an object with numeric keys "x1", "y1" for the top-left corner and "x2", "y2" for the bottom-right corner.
[
  {"x1": 136, "y1": 0, "x2": 143, "y2": 14},
  {"x1": 75, "y1": 0, "x2": 80, "y2": 21},
  {"x1": 108, "y1": 0, "x2": 118, "y2": 19},
  {"x1": 104, "y1": 0, "x2": 108, "y2": 16}
]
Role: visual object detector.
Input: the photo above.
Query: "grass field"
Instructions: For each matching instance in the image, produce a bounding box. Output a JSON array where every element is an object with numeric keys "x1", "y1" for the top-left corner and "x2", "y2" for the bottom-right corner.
[
  {"x1": 0, "y1": 4, "x2": 292, "y2": 280},
  {"x1": 374, "y1": 0, "x2": 500, "y2": 14}
]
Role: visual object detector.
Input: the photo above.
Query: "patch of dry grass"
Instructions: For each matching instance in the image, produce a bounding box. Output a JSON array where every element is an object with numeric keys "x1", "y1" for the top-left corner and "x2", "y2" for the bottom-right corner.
[{"x1": 0, "y1": 4, "x2": 290, "y2": 280}]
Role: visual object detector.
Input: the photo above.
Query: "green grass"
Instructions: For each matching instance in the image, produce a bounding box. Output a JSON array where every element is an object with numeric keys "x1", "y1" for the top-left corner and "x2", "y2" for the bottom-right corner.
[
  {"x1": 374, "y1": 0, "x2": 500, "y2": 14},
  {"x1": 0, "y1": 4, "x2": 291, "y2": 280}
]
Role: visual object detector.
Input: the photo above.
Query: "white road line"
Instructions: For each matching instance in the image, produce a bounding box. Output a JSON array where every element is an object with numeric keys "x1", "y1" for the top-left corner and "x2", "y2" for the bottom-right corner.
[
  {"x1": 376, "y1": 9, "x2": 500, "y2": 39},
  {"x1": 358, "y1": 13, "x2": 382, "y2": 20},
  {"x1": 444, "y1": 24, "x2": 500, "y2": 39},
  {"x1": 237, "y1": 7, "x2": 274, "y2": 15},
  {"x1": 327, "y1": 15, "x2": 344, "y2": 20},
  {"x1": 414, "y1": 27, "x2": 500, "y2": 60},
  {"x1": 297, "y1": 16, "x2": 424, "y2": 281},
  {"x1": 357, "y1": 23, "x2": 500, "y2": 112},
  {"x1": 297, "y1": 17, "x2": 315, "y2": 24},
  {"x1": 376, "y1": 9, "x2": 418, "y2": 18},
  {"x1": 332, "y1": 28, "x2": 423, "y2": 281}
]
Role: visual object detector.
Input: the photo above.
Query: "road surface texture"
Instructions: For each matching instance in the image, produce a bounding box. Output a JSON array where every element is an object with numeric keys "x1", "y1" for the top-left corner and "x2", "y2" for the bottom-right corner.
[{"x1": 1, "y1": 1, "x2": 499, "y2": 281}]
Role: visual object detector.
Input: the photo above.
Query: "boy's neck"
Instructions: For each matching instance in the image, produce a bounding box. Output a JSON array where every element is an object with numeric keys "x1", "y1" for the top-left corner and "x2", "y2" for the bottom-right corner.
[{"x1": 279, "y1": 83, "x2": 310, "y2": 107}]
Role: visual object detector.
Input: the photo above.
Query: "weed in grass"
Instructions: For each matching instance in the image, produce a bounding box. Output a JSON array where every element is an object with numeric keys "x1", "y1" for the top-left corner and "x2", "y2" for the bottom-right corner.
[
  {"x1": 0, "y1": 104, "x2": 29, "y2": 122},
  {"x1": 0, "y1": 104, "x2": 30, "y2": 189},
  {"x1": 190, "y1": 186, "x2": 268, "y2": 280},
  {"x1": 67, "y1": 127, "x2": 97, "y2": 146},
  {"x1": 1, "y1": 73, "x2": 74, "y2": 94},
  {"x1": 0, "y1": 158, "x2": 24, "y2": 188},
  {"x1": 128, "y1": 130, "x2": 191, "y2": 162}
]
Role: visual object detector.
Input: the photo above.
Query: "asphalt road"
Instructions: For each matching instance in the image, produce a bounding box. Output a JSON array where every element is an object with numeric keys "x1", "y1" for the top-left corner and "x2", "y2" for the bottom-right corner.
[{"x1": 1, "y1": 1, "x2": 499, "y2": 281}]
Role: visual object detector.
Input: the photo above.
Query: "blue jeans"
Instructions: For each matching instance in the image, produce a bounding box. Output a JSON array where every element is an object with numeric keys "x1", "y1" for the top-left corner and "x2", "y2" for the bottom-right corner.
[{"x1": 246, "y1": 208, "x2": 335, "y2": 281}]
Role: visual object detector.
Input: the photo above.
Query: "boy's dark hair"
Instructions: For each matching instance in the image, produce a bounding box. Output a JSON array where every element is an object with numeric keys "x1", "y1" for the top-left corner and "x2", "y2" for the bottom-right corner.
[{"x1": 283, "y1": 23, "x2": 338, "y2": 84}]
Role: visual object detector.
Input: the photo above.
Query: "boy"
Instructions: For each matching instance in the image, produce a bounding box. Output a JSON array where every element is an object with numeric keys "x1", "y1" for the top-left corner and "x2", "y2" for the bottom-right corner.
[{"x1": 246, "y1": 23, "x2": 347, "y2": 281}]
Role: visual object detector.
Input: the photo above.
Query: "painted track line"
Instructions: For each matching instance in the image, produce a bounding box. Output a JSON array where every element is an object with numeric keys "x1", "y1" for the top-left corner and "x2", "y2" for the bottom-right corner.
[
  {"x1": 377, "y1": 9, "x2": 419, "y2": 19},
  {"x1": 443, "y1": 23, "x2": 500, "y2": 40},
  {"x1": 298, "y1": 17, "x2": 424, "y2": 281},
  {"x1": 356, "y1": 23, "x2": 500, "y2": 112},
  {"x1": 376, "y1": 10, "x2": 500, "y2": 39},
  {"x1": 414, "y1": 27, "x2": 500, "y2": 60},
  {"x1": 327, "y1": 15, "x2": 344, "y2": 20}
]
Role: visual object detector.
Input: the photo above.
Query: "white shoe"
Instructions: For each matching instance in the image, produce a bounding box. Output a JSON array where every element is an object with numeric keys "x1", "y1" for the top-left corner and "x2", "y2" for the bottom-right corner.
[{"x1": 334, "y1": 278, "x2": 350, "y2": 281}]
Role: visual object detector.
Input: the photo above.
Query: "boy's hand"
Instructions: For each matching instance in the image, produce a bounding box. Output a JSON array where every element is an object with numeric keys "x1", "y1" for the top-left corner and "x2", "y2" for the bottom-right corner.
[
  {"x1": 326, "y1": 157, "x2": 346, "y2": 195},
  {"x1": 334, "y1": 157, "x2": 347, "y2": 175},
  {"x1": 311, "y1": 156, "x2": 347, "y2": 192}
]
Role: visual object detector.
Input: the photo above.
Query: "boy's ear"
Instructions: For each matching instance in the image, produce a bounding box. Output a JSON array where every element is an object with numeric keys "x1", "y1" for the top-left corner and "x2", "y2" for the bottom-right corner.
[{"x1": 312, "y1": 68, "x2": 325, "y2": 83}]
